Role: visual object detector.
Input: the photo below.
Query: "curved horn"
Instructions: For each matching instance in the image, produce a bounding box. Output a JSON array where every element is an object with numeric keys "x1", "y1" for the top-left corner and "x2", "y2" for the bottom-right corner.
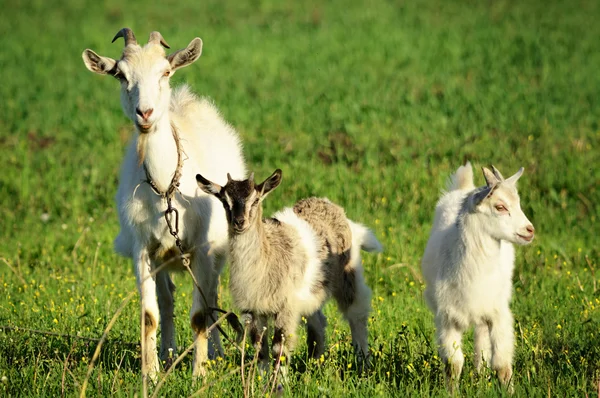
[
  {"x1": 112, "y1": 28, "x2": 138, "y2": 47},
  {"x1": 148, "y1": 31, "x2": 170, "y2": 49}
]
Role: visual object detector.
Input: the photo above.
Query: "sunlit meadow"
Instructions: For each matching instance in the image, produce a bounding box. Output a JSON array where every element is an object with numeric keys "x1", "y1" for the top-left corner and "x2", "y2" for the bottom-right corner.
[{"x1": 0, "y1": 0, "x2": 599, "y2": 396}]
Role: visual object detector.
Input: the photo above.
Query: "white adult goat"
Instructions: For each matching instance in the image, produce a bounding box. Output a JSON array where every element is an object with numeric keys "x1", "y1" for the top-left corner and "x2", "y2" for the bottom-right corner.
[
  {"x1": 421, "y1": 162, "x2": 535, "y2": 389},
  {"x1": 82, "y1": 28, "x2": 246, "y2": 380}
]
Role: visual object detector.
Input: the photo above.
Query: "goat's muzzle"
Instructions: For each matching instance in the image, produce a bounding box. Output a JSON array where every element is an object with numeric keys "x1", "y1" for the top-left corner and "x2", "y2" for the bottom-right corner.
[{"x1": 136, "y1": 122, "x2": 153, "y2": 134}]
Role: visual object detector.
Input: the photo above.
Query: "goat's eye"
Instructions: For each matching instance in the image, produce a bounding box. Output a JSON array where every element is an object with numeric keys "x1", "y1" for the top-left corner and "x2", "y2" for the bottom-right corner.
[
  {"x1": 495, "y1": 204, "x2": 507, "y2": 212},
  {"x1": 163, "y1": 70, "x2": 171, "y2": 77}
]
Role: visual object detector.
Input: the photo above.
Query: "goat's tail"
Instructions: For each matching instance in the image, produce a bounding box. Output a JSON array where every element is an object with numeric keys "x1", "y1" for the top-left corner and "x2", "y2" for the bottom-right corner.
[
  {"x1": 447, "y1": 161, "x2": 475, "y2": 191},
  {"x1": 349, "y1": 220, "x2": 383, "y2": 253}
]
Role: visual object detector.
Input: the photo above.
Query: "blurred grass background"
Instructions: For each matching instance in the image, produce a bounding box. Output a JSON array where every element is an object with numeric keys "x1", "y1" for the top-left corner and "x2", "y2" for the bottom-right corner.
[{"x1": 0, "y1": 0, "x2": 598, "y2": 396}]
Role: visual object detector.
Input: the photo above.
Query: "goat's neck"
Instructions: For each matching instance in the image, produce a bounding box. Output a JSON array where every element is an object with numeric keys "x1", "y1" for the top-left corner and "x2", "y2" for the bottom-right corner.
[
  {"x1": 139, "y1": 115, "x2": 179, "y2": 194},
  {"x1": 229, "y1": 207, "x2": 270, "y2": 271},
  {"x1": 458, "y1": 213, "x2": 502, "y2": 268}
]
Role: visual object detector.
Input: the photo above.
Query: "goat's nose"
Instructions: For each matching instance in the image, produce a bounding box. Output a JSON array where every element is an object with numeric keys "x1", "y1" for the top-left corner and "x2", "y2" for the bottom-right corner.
[
  {"x1": 526, "y1": 224, "x2": 535, "y2": 234},
  {"x1": 136, "y1": 108, "x2": 154, "y2": 121}
]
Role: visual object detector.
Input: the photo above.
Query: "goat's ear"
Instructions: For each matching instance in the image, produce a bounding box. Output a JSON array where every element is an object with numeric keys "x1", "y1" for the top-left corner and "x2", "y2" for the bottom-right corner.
[
  {"x1": 490, "y1": 165, "x2": 505, "y2": 181},
  {"x1": 257, "y1": 169, "x2": 282, "y2": 198},
  {"x1": 505, "y1": 167, "x2": 524, "y2": 186},
  {"x1": 82, "y1": 49, "x2": 118, "y2": 76},
  {"x1": 196, "y1": 173, "x2": 222, "y2": 196},
  {"x1": 482, "y1": 167, "x2": 501, "y2": 187},
  {"x1": 472, "y1": 184, "x2": 498, "y2": 207},
  {"x1": 168, "y1": 38, "x2": 203, "y2": 71}
]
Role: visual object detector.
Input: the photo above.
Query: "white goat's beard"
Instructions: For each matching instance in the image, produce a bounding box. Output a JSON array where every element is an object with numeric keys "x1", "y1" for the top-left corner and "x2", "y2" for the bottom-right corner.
[{"x1": 136, "y1": 132, "x2": 148, "y2": 166}]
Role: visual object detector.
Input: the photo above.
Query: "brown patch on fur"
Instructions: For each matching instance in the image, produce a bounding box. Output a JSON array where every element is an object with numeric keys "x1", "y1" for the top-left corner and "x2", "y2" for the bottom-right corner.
[
  {"x1": 136, "y1": 133, "x2": 148, "y2": 165},
  {"x1": 151, "y1": 245, "x2": 179, "y2": 264},
  {"x1": 191, "y1": 312, "x2": 207, "y2": 333},
  {"x1": 337, "y1": 266, "x2": 356, "y2": 311},
  {"x1": 144, "y1": 312, "x2": 157, "y2": 336},
  {"x1": 293, "y1": 198, "x2": 353, "y2": 303},
  {"x1": 148, "y1": 239, "x2": 188, "y2": 271}
]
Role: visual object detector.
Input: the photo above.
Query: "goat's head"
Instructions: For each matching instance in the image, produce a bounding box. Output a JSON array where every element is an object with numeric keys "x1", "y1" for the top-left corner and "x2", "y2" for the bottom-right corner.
[
  {"x1": 468, "y1": 165, "x2": 535, "y2": 245},
  {"x1": 82, "y1": 28, "x2": 203, "y2": 134},
  {"x1": 196, "y1": 170, "x2": 283, "y2": 234}
]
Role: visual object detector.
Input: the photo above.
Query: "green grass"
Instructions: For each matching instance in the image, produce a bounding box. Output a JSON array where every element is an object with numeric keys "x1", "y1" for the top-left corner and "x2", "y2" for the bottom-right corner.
[{"x1": 1, "y1": 0, "x2": 599, "y2": 396}]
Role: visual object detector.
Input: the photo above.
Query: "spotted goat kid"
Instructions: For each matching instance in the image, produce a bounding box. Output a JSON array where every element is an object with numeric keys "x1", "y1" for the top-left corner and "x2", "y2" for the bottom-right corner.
[
  {"x1": 196, "y1": 169, "x2": 382, "y2": 372},
  {"x1": 421, "y1": 162, "x2": 535, "y2": 391}
]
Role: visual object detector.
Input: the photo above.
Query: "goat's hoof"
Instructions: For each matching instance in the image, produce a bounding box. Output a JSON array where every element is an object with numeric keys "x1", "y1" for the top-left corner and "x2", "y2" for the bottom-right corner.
[
  {"x1": 143, "y1": 371, "x2": 159, "y2": 385},
  {"x1": 495, "y1": 366, "x2": 514, "y2": 393},
  {"x1": 192, "y1": 364, "x2": 208, "y2": 380},
  {"x1": 163, "y1": 356, "x2": 174, "y2": 372},
  {"x1": 496, "y1": 366, "x2": 512, "y2": 384}
]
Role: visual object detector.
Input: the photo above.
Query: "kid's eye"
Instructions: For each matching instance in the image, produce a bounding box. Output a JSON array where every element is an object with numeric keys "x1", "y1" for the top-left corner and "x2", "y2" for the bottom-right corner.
[
  {"x1": 495, "y1": 204, "x2": 507, "y2": 212},
  {"x1": 163, "y1": 70, "x2": 171, "y2": 77}
]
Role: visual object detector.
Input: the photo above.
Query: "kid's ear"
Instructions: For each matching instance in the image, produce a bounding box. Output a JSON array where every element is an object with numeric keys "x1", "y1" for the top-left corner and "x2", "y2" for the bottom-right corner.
[
  {"x1": 490, "y1": 165, "x2": 505, "y2": 181},
  {"x1": 256, "y1": 169, "x2": 282, "y2": 198},
  {"x1": 505, "y1": 167, "x2": 524, "y2": 186},
  {"x1": 472, "y1": 184, "x2": 498, "y2": 207},
  {"x1": 482, "y1": 167, "x2": 501, "y2": 187},
  {"x1": 196, "y1": 173, "x2": 222, "y2": 196}
]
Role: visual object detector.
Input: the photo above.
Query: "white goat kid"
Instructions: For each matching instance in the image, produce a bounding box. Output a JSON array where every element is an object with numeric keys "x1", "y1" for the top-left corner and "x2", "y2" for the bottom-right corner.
[
  {"x1": 421, "y1": 162, "x2": 535, "y2": 389},
  {"x1": 196, "y1": 170, "x2": 382, "y2": 373},
  {"x1": 82, "y1": 28, "x2": 246, "y2": 380}
]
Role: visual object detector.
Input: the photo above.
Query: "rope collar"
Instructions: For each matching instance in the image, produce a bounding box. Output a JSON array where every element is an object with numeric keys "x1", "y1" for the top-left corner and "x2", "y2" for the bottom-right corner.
[
  {"x1": 138, "y1": 122, "x2": 243, "y2": 343},
  {"x1": 141, "y1": 123, "x2": 189, "y2": 264},
  {"x1": 143, "y1": 123, "x2": 184, "y2": 200}
]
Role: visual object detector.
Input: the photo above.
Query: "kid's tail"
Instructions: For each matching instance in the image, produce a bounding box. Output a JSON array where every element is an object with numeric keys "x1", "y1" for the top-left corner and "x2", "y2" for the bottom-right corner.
[
  {"x1": 447, "y1": 161, "x2": 475, "y2": 191},
  {"x1": 349, "y1": 221, "x2": 383, "y2": 253}
]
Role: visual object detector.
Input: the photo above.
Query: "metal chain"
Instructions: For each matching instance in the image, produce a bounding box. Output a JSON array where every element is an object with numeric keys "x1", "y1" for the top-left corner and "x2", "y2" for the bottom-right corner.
[
  {"x1": 164, "y1": 195, "x2": 190, "y2": 267},
  {"x1": 163, "y1": 190, "x2": 242, "y2": 345},
  {"x1": 144, "y1": 124, "x2": 243, "y2": 345}
]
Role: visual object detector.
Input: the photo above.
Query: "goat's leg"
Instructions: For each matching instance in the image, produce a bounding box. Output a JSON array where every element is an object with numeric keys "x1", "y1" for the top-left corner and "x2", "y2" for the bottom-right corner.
[
  {"x1": 189, "y1": 252, "x2": 216, "y2": 378},
  {"x1": 474, "y1": 321, "x2": 492, "y2": 373},
  {"x1": 272, "y1": 309, "x2": 299, "y2": 380},
  {"x1": 133, "y1": 245, "x2": 160, "y2": 381},
  {"x1": 346, "y1": 270, "x2": 372, "y2": 363},
  {"x1": 245, "y1": 312, "x2": 270, "y2": 372},
  {"x1": 436, "y1": 313, "x2": 465, "y2": 390},
  {"x1": 189, "y1": 248, "x2": 223, "y2": 378},
  {"x1": 207, "y1": 253, "x2": 226, "y2": 358},
  {"x1": 334, "y1": 265, "x2": 372, "y2": 364},
  {"x1": 489, "y1": 308, "x2": 515, "y2": 390},
  {"x1": 156, "y1": 270, "x2": 176, "y2": 370},
  {"x1": 305, "y1": 310, "x2": 327, "y2": 360}
]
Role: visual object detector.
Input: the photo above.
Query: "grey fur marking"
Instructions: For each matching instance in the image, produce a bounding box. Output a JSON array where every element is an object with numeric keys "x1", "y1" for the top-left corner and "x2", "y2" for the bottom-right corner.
[{"x1": 196, "y1": 170, "x2": 380, "y2": 369}]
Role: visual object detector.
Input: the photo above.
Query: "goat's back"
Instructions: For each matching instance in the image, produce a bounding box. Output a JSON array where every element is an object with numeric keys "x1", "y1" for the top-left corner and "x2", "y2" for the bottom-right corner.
[
  {"x1": 431, "y1": 162, "x2": 476, "y2": 233},
  {"x1": 293, "y1": 198, "x2": 352, "y2": 260},
  {"x1": 422, "y1": 164, "x2": 476, "y2": 307},
  {"x1": 170, "y1": 85, "x2": 245, "y2": 184}
]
